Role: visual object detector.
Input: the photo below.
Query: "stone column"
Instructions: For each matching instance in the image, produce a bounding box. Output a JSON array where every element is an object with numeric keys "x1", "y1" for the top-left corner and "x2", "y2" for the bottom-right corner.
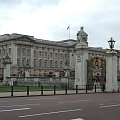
[
  {"x1": 75, "y1": 46, "x2": 88, "y2": 89},
  {"x1": 3, "y1": 64, "x2": 11, "y2": 82},
  {"x1": 74, "y1": 26, "x2": 88, "y2": 89},
  {"x1": 31, "y1": 46, "x2": 34, "y2": 67},
  {"x1": 11, "y1": 44, "x2": 17, "y2": 65},
  {"x1": 106, "y1": 51, "x2": 118, "y2": 92},
  {"x1": 118, "y1": 56, "x2": 120, "y2": 72},
  {"x1": 3, "y1": 54, "x2": 12, "y2": 83}
]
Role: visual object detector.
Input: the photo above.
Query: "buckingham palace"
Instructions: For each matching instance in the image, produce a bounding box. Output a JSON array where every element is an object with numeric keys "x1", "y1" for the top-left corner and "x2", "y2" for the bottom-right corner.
[
  {"x1": 0, "y1": 27, "x2": 120, "y2": 85},
  {"x1": 0, "y1": 33, "x2": 76, "y2": 79}
]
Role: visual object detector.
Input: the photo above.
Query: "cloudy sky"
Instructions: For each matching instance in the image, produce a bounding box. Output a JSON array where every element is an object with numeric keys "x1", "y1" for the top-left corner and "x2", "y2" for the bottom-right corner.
[{"x1": 0, "y1": 0, "x2": 120, "y2": 49}]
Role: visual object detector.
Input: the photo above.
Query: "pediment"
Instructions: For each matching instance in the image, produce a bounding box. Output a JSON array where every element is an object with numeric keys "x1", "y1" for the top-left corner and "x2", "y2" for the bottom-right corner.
[
  {"x1": 0, "y1": 33, "x2": 36, "y2": 43},
  {"x1": 16, "y1": 35, "x2": 35, "y2": 43}
]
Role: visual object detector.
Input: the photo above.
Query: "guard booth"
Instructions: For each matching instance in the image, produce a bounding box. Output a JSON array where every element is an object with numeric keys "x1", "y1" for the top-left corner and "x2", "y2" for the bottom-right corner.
[{"x1": 87, "y1": 56, "x2": 106, "y2": 90}]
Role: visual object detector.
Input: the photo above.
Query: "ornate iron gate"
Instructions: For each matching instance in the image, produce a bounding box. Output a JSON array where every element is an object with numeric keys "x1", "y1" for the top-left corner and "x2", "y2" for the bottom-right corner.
[{"x1": 87, "y1": 56, "x2": 106, "y2": 89}]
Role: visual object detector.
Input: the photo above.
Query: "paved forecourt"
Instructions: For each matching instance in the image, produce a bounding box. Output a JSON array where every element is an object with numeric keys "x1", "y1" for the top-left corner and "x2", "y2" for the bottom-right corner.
[{"x1": 0, "y1": 93, "x2": 120, "y2": 120}]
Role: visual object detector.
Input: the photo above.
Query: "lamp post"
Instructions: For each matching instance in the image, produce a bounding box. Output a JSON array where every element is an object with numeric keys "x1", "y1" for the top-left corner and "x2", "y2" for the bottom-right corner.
[
  {"x1": 108, "y1": 37, "x2": 115, "y2": 50},
  {"x1": 106, "y1": 37, "x2": 118, "y2": 92}
]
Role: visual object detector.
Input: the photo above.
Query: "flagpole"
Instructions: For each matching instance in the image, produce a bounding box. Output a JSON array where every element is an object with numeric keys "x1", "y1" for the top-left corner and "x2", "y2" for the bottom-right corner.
[
  {"x1": 67, "y1": 25, "x2": 70, "y2": 39},
  {"x1": 69, "y1": 25, "x2": 70, "y2": 39}
]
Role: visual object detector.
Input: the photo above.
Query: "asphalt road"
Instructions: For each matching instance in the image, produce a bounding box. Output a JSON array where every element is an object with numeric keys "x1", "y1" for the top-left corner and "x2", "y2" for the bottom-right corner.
[{"x1": 0, "y1": 93, "x2": 120, "y2": 120}]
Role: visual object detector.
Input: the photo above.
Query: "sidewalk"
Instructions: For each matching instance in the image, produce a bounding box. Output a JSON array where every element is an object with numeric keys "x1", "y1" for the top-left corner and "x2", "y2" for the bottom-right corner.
[{"x1": 0, "y1": 89, "x2": 103, "y2": 98}]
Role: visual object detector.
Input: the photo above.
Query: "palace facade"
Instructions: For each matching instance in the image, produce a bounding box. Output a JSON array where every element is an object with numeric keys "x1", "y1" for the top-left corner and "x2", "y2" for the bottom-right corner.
[{"x1": 0, "y1": 33, "x2": 120, "y2": 80}]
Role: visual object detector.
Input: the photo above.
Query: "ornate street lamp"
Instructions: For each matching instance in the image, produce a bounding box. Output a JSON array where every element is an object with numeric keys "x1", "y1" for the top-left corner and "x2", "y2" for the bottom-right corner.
[{"x1": 108, "y1": 37, "x2": 115, "y2": 50}]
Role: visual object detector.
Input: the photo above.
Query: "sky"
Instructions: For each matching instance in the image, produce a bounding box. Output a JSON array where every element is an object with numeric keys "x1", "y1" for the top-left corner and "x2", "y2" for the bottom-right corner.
[{"x1": 0, "y1": 0, "x2": 120, "y2": 49}]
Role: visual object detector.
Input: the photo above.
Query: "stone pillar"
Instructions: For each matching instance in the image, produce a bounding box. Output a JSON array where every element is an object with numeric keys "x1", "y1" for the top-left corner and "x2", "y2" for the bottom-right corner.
[
  {"x1": 118, "y1": 56, "x2": 120, "y2": 72},
  {"x1": 3, "y1": 64, "x2": 11, "y2": 82},
  {"x1": 11, "y1": 44, "x2": 17, "y2": 65},
  {"x1": 106, "y1": 51, "x2": 118, "y2": 92},
  {"x1": 75, "y1": 47, "x2": 88, "y2": 88},
  {"x1": 31, "y1": 46, "x2": 34, "y2": 67},
  {"x1": 75, "y1": 26, "x2": 88, "y2": 89},
  {"x1": 3, "y1": 54, "x2": 12, "y2": 82}
]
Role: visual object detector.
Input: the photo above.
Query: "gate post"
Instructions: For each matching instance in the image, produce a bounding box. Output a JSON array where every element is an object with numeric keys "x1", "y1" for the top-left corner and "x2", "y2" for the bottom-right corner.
[
  {"x1": 74, "y1": 27, "x2": 88, "y2": 90},
  {"x1": 106, "y1": 42, "x2": 118, "y2": 92}
]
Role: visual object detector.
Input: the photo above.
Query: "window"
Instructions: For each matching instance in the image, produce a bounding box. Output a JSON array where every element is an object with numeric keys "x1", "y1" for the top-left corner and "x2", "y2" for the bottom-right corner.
[
  {"x1": 45, "y1": 52, "x2": 47, "y2": 58},
  {"x1": 34, "y1": 50, "x2": 37, "y2": 57},
  {"x1": 39, "y1": 59, "x2": 42, "y2": 67},
  {"x1": 36, "y1": 51, "x2": 38, "y2": 58},
  {"x1": 8, "y1": 48, "x2": 11, "y2": 55},
  {"x1": 50, "y1": 52, "x2": 53, "y2": 58},
  {"x1": 27, "y1": 49, "x2": 30, "y2": 56},
  {"x1": 17, "y1": 58, "x2": 20, "y2": 66},
  {"x1": 39, "y1": 51, "x2": 42, "y2": 57},
  {"x1": 22, "y1": 48, "x2": 26, "y2": 56},
  {"x1": 70, "y1": 71, "x2": 75, "y2": 77},
  {"x1": 34, "y1": 50, "x2": 38, "y2": 58},
  {"x1": 42, "y1": 47, "x2": 44, "y2": 50},
  {"x1": 17, "y1": 48, "x2": 21, "y2": 56},
  {"x1": 26, "y1": 59, "x2": 30, "y2": 66},
  {"x1": 60, "y1": 53, "x2": 62, "y2": 59},
  {"x1": 55, "y1": 61, "x2": 58, "y2": 68},
  {"x1": 3, "y1": 48, "x2": 5, "y2": 56},
  {"x1": 55, "y1": 53, "x2": 58, "y2": 59},
  {"x1": 60, "y1": 61, "x2": 62, "y2": 68},
  {"x1": 65, "y1": 54, "x2": 67, "y2": 58},
  {"x1": 42, "y1": 52, "x2": 44, "y2": 58},
  {"x1": 50, "y1": 60, "x2": 53, "y2": 67},
  {"x1": 34, "y1": 59, "x2": 37, "y2": 67},
  {"x1": 44, "y1": 60, "x2": 47, "y2": 68},
  {"x1": 22, "y1": 58, "x2": 26, "y2": 66}
]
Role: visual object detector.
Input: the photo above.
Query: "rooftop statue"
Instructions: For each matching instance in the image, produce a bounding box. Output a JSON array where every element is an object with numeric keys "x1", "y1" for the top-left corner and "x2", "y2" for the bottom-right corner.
[{"x1": 77, "y1": 26, "x2": 88, "y2": 43}]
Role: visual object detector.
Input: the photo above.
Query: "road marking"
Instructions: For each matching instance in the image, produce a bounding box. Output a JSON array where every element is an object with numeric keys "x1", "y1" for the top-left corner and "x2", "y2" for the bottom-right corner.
[
  {"x1": 27, "y1": 97, "x2": 60, "y2": 101},
  {"x1": 19, "y1": 108, "x2": 82, "y2": 118},
  {"x1": 0, "y1": 108, "x2": 30, "y2": 113},
  {"x1": 1, "y1": 103, "x2": 40, "y2": 108},
  {"x1": 71, "y1": 118, "x2": 84, "y2": 120},
  {"x1": 100, "y1": 104, "x2": 104, "y2": 106},
  {"x1": 99, "y1": 104, "x2": 120, "y2": 108},
  {"x1": 59, "y1": 100, "x2": 91, "y2": 104}
]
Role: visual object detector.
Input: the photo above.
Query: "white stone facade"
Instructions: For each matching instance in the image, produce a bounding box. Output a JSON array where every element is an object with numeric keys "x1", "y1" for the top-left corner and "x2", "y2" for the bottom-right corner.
[
  {"x1": 0, "y1": 32, "x2": 120, "y2": 86},
  {"x1": 106, "y1": 51, "x2": 118, "y2": 92}
]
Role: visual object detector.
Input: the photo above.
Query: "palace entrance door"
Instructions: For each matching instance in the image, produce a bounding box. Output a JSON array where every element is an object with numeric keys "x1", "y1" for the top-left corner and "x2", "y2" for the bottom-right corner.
[{"x1": 87, "y1": 56, "x2": 106, "y2": 89}]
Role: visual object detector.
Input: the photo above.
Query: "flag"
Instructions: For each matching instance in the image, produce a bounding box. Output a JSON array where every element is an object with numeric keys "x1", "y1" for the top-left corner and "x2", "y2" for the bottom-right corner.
[{"x1": 67, "y1": 25, "x2": 70, "y2": 30}]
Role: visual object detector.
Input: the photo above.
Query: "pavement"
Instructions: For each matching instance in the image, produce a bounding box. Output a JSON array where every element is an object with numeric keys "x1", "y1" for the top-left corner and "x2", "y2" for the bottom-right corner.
[
  {"x1": 0, "y1": 93, "x2": 120, "y2": 120},
  {"x1": 0, "y1": 89, "x2": 103, "y2": 97}
]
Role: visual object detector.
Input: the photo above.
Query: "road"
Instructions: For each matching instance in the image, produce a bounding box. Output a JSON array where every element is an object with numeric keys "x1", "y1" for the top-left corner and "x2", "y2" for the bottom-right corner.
[{"x1": 0, "y1": 93, "x2": 120, "y2": 120}]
